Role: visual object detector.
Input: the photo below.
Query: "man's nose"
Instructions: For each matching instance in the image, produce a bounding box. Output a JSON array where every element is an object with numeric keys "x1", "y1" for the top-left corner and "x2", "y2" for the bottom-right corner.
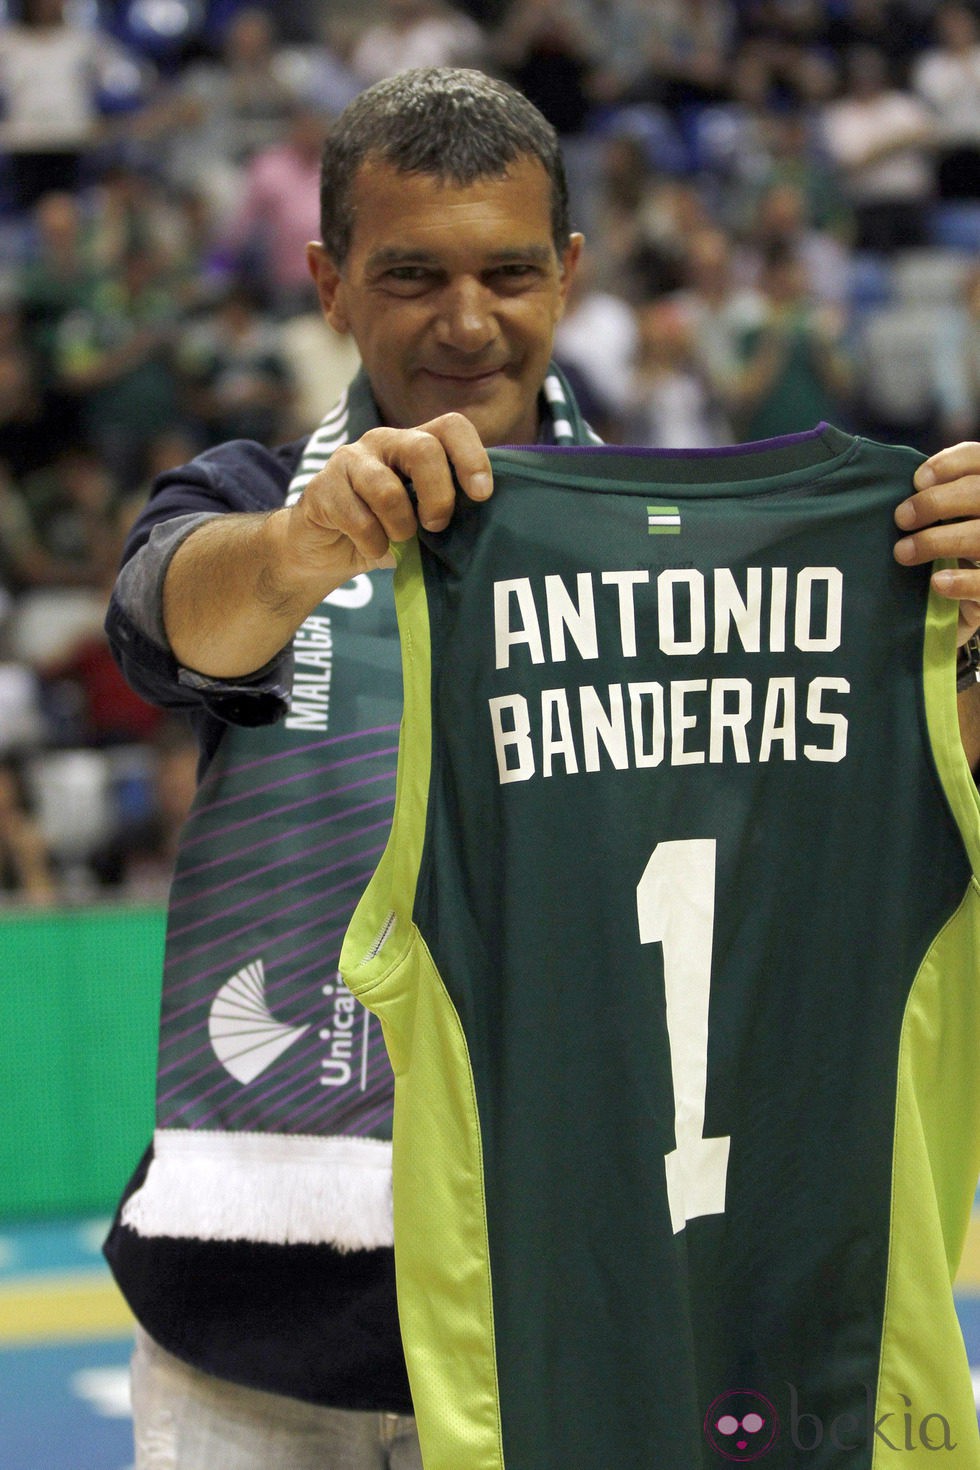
[{"x1": 434, "y1": 279, "x2": 498, "y2": 352}]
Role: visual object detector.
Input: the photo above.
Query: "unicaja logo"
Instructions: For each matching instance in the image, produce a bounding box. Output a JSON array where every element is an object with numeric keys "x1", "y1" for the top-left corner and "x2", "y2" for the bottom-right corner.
[{"x1": 703, "y1": 1384, "x2": 957, "y2": 1459}]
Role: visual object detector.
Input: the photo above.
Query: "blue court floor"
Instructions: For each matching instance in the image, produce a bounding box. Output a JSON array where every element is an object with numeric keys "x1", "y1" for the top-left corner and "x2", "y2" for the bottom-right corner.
[
  {"x1": 0, "y1": 1218, "x2": 134, "y2": 1470},
  {"x1": 3, "y1": 1210, "x2": 980, "y2": 1470}
]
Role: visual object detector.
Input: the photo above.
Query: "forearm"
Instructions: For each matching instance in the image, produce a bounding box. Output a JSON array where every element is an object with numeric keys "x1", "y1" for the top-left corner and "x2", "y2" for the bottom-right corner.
[
  {"x1": 163, "y1": 508, "x2": 345, "y2": 678},
  {"x1": 159, "y1": 413, "x2": 492, "y2": 679}
]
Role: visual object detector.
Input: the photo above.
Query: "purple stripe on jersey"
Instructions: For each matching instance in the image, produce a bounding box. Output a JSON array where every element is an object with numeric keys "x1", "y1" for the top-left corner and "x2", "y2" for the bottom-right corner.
[
  {"x1": 497, "y1": 423, "x2": 836, "y2": 458},
  {"x1": 184, "y1": 746, "x2": 399, "y2": 833},
  {"x1": 160, "y1": 867, "x2": 378, "y2": 999},
  {"x1": 166, "y1": 842, "x2": 386, "y2": 943},
  {"x1": 168, "y1": 815, "x2": 392, "y2": 915},
  {"x1": 177, "y1": 767, "x2": 396, "y2": 854},
  {"x1": 162, "y1": 1021, "x2": 392, "y2": 1132},
  {"x1": 171, "y1": 793, "x2": 394, "y2": 886},
  {"x1": 224, "y1": 1048, "x2": 392, "y2": 1133},
  {"x1": 157, "y1": 907, "x2": 354, "y2": 1033},
  {"x1": 197, "y1": 725, "x2": 401, "y2": 791},
  {"x1": 157, "y1": 966, "x2": 355, "y2": 1075}
]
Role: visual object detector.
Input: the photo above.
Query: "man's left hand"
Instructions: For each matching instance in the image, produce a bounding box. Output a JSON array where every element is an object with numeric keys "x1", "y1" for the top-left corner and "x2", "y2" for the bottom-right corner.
[{"x1": 894, "y1": 441, "x2": 980, "y2": 646}]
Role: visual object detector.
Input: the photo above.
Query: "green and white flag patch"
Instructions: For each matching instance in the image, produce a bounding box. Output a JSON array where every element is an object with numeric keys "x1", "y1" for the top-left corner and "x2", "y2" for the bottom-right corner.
[{"x1": 647, "y1": 505, "x2": 681, "y2": 534}]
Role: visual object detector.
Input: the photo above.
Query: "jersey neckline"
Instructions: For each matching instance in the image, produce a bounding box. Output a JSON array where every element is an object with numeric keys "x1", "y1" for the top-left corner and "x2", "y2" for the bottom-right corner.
[{"x1": 491, "y1": 422, "x2": 862, "y2": 496}]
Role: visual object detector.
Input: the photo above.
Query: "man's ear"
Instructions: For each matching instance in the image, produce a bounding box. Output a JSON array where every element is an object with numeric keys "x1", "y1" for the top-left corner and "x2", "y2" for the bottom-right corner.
[
  {"x1": 307, "y1": 241, "x2": 349, "y2": 333},
  {"x1": 556, "y1": 232, "x2": 585, "y2": 317}
]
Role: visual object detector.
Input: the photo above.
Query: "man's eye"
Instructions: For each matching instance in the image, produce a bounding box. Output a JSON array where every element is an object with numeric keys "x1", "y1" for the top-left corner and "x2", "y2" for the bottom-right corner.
[
  {"x1": 490, "y1": 264, "x2": 541, "y2": 287},
  {"x1": 387, "y1": 267, "x2": 430, "y2": 283}
]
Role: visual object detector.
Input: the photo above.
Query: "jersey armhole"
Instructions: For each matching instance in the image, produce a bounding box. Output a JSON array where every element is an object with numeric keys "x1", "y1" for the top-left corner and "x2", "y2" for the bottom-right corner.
[
  {"x1": 923, "y1": 571, "x2": 980, "y2": 879},
  {"x1": 340, "y1": 535, "x2": 432, "y2": 993}
]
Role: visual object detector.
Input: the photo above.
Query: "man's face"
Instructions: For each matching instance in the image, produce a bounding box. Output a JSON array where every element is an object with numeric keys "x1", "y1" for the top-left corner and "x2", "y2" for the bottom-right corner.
[{"x1": 309, "y1": 156, "x2": 582, "y2": 446}]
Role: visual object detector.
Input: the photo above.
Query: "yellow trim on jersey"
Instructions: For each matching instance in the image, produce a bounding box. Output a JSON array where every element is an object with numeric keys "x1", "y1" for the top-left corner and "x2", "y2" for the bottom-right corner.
[
  {"x1": 339, "y1": 535, "x2": 505, "y2": 1470},
  {"x1": 923, "y1": 576, "x2": 980, "y2": 874},
  {"x1": 873, "y1": 581, "x2": 980, "y2": 1466}
]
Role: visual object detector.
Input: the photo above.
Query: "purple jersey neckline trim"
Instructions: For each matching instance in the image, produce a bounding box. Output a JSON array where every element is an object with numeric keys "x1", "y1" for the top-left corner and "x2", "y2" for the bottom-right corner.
[{"x1": 509, "y1": 422, "x2": 839, "y2": 459}]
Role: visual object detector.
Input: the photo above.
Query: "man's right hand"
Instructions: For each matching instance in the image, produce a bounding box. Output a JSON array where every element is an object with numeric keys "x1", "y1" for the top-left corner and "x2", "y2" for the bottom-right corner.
[
  {"x1": 163, "y1": 414, "x2": 493, "y2": 680},
  {"x1": 284, "y1": 413, "x2": 494, "y2": 585}
]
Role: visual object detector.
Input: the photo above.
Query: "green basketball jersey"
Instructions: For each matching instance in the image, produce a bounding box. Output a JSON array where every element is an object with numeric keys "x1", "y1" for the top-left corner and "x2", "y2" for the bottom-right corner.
[{"x1": 341, "y1": 426, "x2": 980, "y2": 1470}]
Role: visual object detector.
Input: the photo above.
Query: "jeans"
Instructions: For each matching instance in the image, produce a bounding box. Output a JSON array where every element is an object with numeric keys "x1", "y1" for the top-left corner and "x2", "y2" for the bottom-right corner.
[{"x1": 130, "y1": 1328, "x2": 423, "y2": 1470}]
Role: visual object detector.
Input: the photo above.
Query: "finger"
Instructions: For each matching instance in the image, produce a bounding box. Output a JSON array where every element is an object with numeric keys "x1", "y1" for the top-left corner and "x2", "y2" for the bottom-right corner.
[
  {"x1": 931, "y1": 564, "x2": 980, "y2": 603},
  {"x1": 306, "y1": 451, "x2": 419, "y2": 557},
  {"x1": 895, "y1": 474, "x2": 980, "y2": 531},
  {"x1": 369, "y1": 426, "x2": 461, "y2": 534},
  {"x1": 895, "y1": 523, "x2": 980, "y2": 567},
  {"x1": 415, "y1": 412, "x2": 494, "y2": 506},
  {"x1": 956, "y1": 597, "x2": 980, "y2": 644},
  {"x1": 914, "y1": 441, "x2": 980, "y2": 492}
]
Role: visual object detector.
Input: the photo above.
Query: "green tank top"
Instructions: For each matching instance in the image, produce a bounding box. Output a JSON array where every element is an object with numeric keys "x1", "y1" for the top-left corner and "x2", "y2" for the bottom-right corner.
[{"x1": 342, "y1": 426, "x2": 980, "y2": 1469}]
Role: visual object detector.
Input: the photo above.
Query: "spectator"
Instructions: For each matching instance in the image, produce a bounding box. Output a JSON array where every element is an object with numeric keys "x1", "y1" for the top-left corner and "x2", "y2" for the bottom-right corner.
[
  {"x1": 553, "y1": 252, "x2": 637, "y2": 438},
  {"x1": 625, "y1": 296, "x2": 725, "y2": 447},
  {"x1": 0, "y1": 653, "x2": 47, "y2": 751},
  {"x1": 351, "y1": 0, "x2": 485, "y2": 87},
  {"x1": 123, "y1": 427, "x2": 206, "y2": 530},
  {"x1": 617, "y1": 0, "x2": 737, "y2": 110},
  {"x1": 276, "y1": 311, "x2": 362, "y2": 439},
  {"x1": 0, "y1": 754, "x2": 57, "y2": 905},
  {"x1": 824, "y1": 0, "x2": 934, "y2": 75},
  {"x1": 492, "y1": 0, "x2": 597, "y2": 137},
  {"x1": 178, "y1": 279, "x2": 295, "y2": 446},
  {"x1": 86, "y1": 160, "x2": 182, "y2": 273},
  {"x1": 912, "y1": 1, "x2": 980, "y2": 200},
  {"x1": 0, "y1": 310, "x2": 55, "y2": 479},
  {"x1": 0, "y1": 0, "x2": 146, "y2": 211},
  {"x1": 53, "y1": 245, "x2": 184, "y2": 486},
  {"x1": 18, "y1": 446, "x2": 123, "y2": 586},
  {"x1": 39, "y1": 614, "x2": 165, "y2": 747},
  {"x1": 738, "y1": 108, "x2": 853, "y2": 243},
  {"x1": 220, "y1": 105, "x2": 328, "y2": 315},
  {"x1": 727, "y1": 239, "x2": 854, "y2": 440},
  {"x1": 131, "y1": 6, "x2": 305, "y2": 229},
  {"x1": 91, "y1": 718, "x2": 198, "y2": 897},
  {"x1": 820, "y1": 44, "x2": 936, "y2": 254},
  {"x1": 933, "y1": 260, "x2": 980, "y2": 445},
  {"x1": 297, "y1": 16, "x2": 363, "y2": 118},
  {"x1": 592, "y1": 132, "x2": 708, "y2": 298},
  {"x1": 670, "y1": 224, "x2": 766, "y2": 439},
  {"x1": 743, "y1": 180, "x2": 853, "y2": 308},
  {"x1": 18, "y1": 191, "x2": 100, "y2": 382}
]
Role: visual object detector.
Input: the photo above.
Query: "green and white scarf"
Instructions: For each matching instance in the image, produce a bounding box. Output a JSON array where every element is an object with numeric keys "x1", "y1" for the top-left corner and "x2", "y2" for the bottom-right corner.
[{"x1": 122, "y1": 364, "x2": 596, "y2": 1249}]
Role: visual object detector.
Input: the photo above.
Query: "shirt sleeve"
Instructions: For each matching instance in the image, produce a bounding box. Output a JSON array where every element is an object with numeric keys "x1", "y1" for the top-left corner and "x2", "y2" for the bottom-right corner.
[{"x1": 105, "y1": 438, "x2": 304, "y2": 728}]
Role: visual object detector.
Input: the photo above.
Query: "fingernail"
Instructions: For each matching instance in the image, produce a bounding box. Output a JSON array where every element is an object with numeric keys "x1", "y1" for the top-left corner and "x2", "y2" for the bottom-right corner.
[
  {"x1": 894, "y1": 499, "x2": 916, "y2": 528},
  {"x1": 470, "y1": 472, "x2": 493, "y2": 499},
  {"x1": 894, "y1": 536, "x2": 915, "y2": 562},
  {"x1": 933, "y1": 569, "x2": 955, "y2": 592},
  {"x1": 914, "y1": 465, "x2": 936, "y2": 489}
]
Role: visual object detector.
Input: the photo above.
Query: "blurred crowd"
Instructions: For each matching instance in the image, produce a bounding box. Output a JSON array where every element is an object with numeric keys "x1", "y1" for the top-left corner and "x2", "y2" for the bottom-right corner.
[{"x1": 3, "y1": 0, "x2": 980, "y2": 904}]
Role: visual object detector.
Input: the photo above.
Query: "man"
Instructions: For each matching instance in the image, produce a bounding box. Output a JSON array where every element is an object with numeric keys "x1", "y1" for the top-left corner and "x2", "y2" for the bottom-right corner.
[{"x1": 105, "y1": 67, "x2": 980, "y2": 1470}]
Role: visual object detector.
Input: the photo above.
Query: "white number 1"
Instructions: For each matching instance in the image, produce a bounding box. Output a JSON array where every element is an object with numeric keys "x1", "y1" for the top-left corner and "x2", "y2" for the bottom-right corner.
[{"x1": 636, "y1": 839, "x2": 731, "y2": 1234}]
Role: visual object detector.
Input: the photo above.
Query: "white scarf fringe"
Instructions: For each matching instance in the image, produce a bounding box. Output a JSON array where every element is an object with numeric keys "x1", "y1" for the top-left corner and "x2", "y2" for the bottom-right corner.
[{"x1": 122, "y1": 1130, "x2": 394, "y2": 1250}]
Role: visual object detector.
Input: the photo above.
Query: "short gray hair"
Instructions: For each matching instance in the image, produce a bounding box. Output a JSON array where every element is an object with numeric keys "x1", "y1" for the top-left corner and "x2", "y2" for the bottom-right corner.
[{"x1": 319, "y1": 68, "x2": 570, "y2": 264}]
